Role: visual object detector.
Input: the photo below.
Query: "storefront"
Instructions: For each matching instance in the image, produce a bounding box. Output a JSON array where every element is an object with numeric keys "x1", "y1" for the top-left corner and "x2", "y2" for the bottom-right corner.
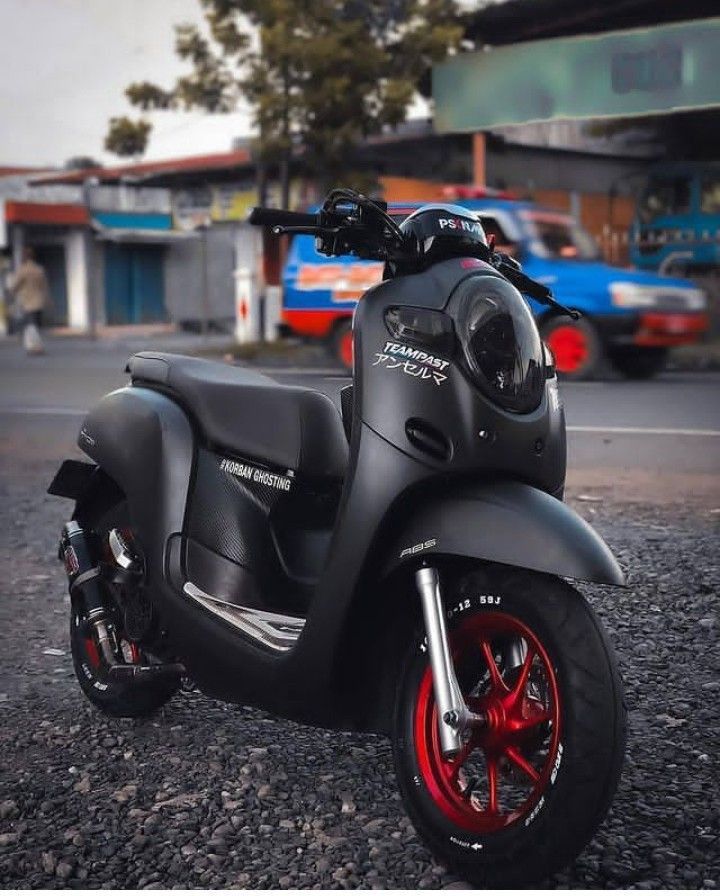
[
  {"x1": 2, "y1": 200, "x2": 90, "y2": 328},
  {"x1": 93, "y1": 211, "x2": 177, "y2": 325}
]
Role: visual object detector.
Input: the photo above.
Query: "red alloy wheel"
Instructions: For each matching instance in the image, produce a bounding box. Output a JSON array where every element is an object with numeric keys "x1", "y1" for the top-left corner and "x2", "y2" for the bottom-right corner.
[
  {"x1": 546, "y1": 324, "x2": 588, "y2": 374},
  {"x1": 414, "y1": 611, "x2": 561, "y2": 833},
  {"x1": 84, "y1": 636, "x2": 101, "y2": 669},
  {"x1": 83, "y1": 633, "x2": 139, "y2": 670},
  {"x1": 338, "y1": 327, "x2": 354, "y2": 370}
]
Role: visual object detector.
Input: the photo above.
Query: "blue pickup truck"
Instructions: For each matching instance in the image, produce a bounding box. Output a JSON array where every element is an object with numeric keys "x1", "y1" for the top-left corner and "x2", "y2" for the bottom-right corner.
[{"x1": 282, "y1": 197, "x2": 708, "y2": 378}]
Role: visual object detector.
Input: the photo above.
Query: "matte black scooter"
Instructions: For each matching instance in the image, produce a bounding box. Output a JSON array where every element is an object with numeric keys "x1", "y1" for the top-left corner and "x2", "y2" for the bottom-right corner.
[{"x1": 49, "y1": 189, "x2": 626, "y2": 886}]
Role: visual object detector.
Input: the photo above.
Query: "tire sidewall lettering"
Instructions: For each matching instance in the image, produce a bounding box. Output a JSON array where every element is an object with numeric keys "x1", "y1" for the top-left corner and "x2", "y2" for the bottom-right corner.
[
  {"x1": 416, "y1": 593, "x2": 503, "y2": 653},
  {"x1": 408, "y1": 585, "x2": 565, "y2": 853}
]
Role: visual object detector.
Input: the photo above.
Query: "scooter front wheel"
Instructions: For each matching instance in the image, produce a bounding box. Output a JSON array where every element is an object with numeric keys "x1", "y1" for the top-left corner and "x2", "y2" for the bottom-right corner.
[{"x1": 392, "y1": 568, "x2": 626, "y2": 887}]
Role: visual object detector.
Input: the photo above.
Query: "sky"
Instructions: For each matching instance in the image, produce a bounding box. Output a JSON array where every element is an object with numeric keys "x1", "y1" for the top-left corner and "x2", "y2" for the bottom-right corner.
[
  {"x1": 0, "y1": 0, "x2": 491, "y2": 170},
  {"x1": 0, "y1": 0, "x2": 254, "y2": 167}
]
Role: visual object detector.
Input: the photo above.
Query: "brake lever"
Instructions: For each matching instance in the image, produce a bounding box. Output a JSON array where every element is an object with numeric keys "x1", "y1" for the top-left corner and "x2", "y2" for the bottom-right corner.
[
  {"x1": 494, "y1": 258, "x2": 581, "y2": 320},
  {"x1": 545, "y1": 297, "x2": 581, "y2": 321}
]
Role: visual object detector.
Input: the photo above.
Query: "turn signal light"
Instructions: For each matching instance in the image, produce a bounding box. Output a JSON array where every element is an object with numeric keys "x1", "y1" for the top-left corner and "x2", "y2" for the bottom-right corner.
[{"x1": 384, "y1": 306, "x2": 455, "y2": 356}]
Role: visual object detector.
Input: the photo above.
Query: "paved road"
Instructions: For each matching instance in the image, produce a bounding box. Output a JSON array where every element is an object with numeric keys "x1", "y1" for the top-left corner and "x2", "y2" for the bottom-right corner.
[{"x1": 1, "y1": 334, "x2": 719, "y2": 503}]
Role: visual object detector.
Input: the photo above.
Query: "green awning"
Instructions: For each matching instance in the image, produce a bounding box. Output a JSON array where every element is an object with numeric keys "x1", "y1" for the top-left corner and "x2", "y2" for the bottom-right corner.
[{"x1": 433, "y1": 18, "x2": 720, "y2": 132}]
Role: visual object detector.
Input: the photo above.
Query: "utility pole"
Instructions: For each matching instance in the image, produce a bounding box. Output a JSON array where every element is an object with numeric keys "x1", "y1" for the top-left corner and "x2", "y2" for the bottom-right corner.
[{"x1": 200, "y1": 223, "x2": 210, "y2": 343}]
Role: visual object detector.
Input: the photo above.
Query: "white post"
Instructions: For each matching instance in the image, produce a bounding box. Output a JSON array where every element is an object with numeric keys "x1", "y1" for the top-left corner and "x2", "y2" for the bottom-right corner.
[
  {"x1": 66, "y1": 231, "x2": 90, "y2": 331},
  {"x1": 264, "y1": 286, "x2": 282, "y2": 342},
  {"x1": 234, "y1": 266, "x2": 260, "y2": 344},
  {"x1": 0, "y1": 203, "x2": 8, "y2": 336},
  {"x1": 0, "y1": 257, "x2": 8, "y2": 337}
]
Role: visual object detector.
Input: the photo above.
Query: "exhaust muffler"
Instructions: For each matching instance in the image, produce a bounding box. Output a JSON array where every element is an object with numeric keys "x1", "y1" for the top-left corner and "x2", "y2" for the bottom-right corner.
[
  {"x1": 60, "y1": 521, "x2": 116, "y2": 665},
  {"x1": 60, "y1": 521, "x2": 185, "y2": 683}
]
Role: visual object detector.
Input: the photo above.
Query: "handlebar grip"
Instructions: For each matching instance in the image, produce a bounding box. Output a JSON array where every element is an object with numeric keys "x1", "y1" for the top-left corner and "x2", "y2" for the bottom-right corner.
[{"x1": 247, "y1": 207, "x2": 318, "y2": 228}]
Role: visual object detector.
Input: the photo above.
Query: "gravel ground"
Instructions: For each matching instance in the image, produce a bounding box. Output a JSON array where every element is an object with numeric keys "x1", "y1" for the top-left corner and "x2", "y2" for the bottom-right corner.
[{"x1": 0, "y1": 443, "x2": 719, "y2": 888}]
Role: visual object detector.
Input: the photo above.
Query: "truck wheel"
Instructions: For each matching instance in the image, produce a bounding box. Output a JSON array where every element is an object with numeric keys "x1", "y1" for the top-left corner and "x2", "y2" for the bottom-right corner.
[
  {"x1": 541, "y1": 316, "x2": 602, "y2": 380},
  {"x1": 610, "y1": 347, "x2": 668, "y2": 380},
  {"x1": 331, "y1": 319, "x2": 354, "y2": 372}
]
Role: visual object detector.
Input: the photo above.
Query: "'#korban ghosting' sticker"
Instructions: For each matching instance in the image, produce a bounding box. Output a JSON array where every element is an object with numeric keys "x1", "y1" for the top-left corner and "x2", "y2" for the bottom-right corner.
[{"x1": 219, "y1": 458, "x2": 293, "y2": 492}]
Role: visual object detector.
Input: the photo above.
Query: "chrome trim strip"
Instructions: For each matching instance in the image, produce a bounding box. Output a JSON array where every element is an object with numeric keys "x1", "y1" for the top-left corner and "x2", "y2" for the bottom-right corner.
[{"x1": 182, "y1": 581, "x2": 305, "y2": 652}]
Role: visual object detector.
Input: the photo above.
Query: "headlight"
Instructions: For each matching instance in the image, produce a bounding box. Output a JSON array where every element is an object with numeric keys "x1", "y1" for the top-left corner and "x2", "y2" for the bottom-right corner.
[
  {"x1": 610, "y1": 282, "x2": 707, "y2": 311},
  {"x1": 455, "y1": 277, "x2": 545, "y2": 414},
  {"x1": 676, "y1": 288, "x2": 706, "y2": 311},
  {"x1": 610, "y1": 283, "x2": 661, "y2": 308}
]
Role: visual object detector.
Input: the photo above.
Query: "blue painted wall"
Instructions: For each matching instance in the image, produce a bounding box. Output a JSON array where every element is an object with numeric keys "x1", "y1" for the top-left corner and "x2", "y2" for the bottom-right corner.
[{"x1": 94, "y1": 211, "x2": 172, "y2": 230}]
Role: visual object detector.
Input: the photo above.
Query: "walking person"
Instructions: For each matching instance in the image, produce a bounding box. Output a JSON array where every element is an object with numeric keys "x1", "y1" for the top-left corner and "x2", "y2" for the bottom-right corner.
[{"x1": 10, "y1": 246, "x2": 49, "y2": 354}]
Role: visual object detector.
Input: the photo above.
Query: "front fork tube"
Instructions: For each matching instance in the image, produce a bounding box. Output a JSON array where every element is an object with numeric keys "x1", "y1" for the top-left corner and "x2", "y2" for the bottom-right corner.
[{"x1": 415, "y1": 566, "x2": 485, "y2": 758}]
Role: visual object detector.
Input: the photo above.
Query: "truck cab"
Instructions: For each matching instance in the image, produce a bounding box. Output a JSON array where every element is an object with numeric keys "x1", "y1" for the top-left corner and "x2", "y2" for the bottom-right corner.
[
  {"x1": 630, "y1": 162, "x2": 720, "y2": 276},
  {"x1": 282, "y1": 197, "x2": 707, "y2": 379}
]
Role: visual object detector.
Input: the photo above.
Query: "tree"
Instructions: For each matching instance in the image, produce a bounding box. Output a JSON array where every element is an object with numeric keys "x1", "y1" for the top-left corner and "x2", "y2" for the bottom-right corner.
[
  {"x1": 104, "y1": 117, "x2": 152, "y2": 159},
  {"x1": 64, "y1": 156, "x2": 102, "y2": 170},
  {"x1": 110, "y1": 1, "x2": 464, "y2": 204}
]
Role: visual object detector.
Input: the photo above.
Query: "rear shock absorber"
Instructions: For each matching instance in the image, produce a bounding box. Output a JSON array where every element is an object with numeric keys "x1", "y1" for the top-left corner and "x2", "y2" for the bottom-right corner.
[{"x1": 60, "y1": 521, "x2": 117, "y2": 666}]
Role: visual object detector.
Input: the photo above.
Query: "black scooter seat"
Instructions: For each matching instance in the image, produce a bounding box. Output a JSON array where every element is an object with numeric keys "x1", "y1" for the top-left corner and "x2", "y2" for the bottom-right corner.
[{"x1": 127, "y1": 352, "x2": 348, "y2": 479}]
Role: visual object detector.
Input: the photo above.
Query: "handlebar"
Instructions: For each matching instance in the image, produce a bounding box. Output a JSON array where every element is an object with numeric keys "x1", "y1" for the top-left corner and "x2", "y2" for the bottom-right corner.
[
  {"x1": 247, "y1": 207, "x2": 319, "y2": 228},
  {"x1": 249, "y1": 191, "x2": 408, "y2": 264},
  {"x1": 248, "y1": 190, "x2": 579, "y2": 320}
]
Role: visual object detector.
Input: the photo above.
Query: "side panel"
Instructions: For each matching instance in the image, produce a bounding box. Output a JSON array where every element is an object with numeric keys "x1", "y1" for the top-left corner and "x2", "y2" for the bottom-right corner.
[
  {"x1": 382, "y1": 479, "x2": 625, "y2": 586},
  {"x1": 77, "y1": 386, "x2": 194, "y2": 570},
  {"x1": 144, "y1": 420, "x2": 434, "y2": 726}
]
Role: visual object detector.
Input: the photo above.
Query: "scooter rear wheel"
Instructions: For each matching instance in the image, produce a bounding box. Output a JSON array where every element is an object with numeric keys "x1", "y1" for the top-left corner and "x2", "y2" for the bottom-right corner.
[
  {"x1": 392, "y1": 567, "x2": 626, "y2": 887},
  {"x1": 69, "y1": 498, "x2": 180, "y2": 718}
]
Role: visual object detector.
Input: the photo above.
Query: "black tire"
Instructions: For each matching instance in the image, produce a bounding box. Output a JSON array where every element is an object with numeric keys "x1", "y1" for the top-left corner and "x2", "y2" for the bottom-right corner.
[
  {"x1": 330, "y1": 318, "x2": 354, "y2": 372},
  {"x1": 392, "y1": 567, "x2": 626, "y2": 887},
  {"x1": 610, "y1": 347, "x2": 668, "y2": 380},
  {"x1": 541, "y1": 315, "x2": 603, "y2": 380},
  {"x1": 69, "y1": 498, "x2": 179, "y2": 718}
]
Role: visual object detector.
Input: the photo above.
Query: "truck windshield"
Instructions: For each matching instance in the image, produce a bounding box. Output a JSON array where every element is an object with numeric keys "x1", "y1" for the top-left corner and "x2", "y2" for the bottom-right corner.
[
  {"x1": 521, "y1": 210, "x2": 600, "y2": 261},
  {"x1": 700, "y1": 175, "x2": 720, "y2": 214},
  {"x1": 638, "y1": 176, "x2": 691, "y2": 222}
]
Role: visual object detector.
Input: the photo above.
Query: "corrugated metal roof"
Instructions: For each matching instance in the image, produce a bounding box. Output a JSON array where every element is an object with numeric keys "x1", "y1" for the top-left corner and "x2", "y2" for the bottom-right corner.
[{"x1": 30, "y1": 149, "x2": 253, "y2": 187}]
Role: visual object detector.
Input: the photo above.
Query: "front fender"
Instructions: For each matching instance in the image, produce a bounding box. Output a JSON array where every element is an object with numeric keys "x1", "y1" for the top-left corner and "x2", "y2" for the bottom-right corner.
[{"x1": 384, "y1": 480, "x2": 625, "y2": 586}]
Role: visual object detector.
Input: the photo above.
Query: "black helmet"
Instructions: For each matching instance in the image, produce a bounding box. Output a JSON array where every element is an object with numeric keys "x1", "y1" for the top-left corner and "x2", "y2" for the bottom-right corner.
[{"x1": 400, "y1": 204, "x2": 488, "y2": 269}]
